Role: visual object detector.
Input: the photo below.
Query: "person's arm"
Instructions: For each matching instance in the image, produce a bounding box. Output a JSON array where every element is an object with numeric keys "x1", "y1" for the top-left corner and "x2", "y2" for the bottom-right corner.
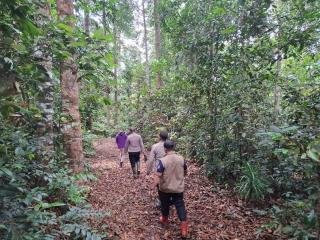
[
  {"x1": 153, "y1": 172, "x2": 162, "y2": 188},
  {"x1": 146, "y1": 146, "x2": 156, "y2": 175},
  {"x1": 124, "y1": 138, "x2": 129, "y2": 153},
  {"x1": 139, "y1": 136, "x2": 145, "y2": 154},
  {"x1": 183, "y1": 160, "x2": 187, "y2": 176},
  {"x1": 152, "y1": 160, "x2": 164, "y2": 188}
]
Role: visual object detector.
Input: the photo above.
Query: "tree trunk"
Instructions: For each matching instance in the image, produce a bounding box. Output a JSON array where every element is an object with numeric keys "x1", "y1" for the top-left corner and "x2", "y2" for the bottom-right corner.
[
  {"x1": 113, "y1": 27, "x2": 118, "y2": 104},
  {"x1": 153, "y1": 0, "x2": 163, "y2": 88},
  {"x1": 84, "y1": 5, "x2": 90, "y2": 35},
  {"x1": 57, "y1": 0, "x2": 84, "y2": 172},
  {"x1": 102, "y1": 1, "x2": 107, "y2": 34},
  {"x1": 142, "y1": 0, "x2": 151, "y2": 88},
  {"x1": 35, "y1": 2, "x2": 54, "y2": 161},
  {"x1": 102, "y1": 1, "x2": 111, "y2": 126},
  {"x1": 113, "y1": 26, "x2": 119, "y2": 125},
  {"x1": 274, "y1": 52, "x2": 282, "y2": 123}
]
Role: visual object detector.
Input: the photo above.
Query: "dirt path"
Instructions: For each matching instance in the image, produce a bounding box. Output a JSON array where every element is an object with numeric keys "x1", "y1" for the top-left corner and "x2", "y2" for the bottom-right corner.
[{"x1": 87, "y1": 138, "x2": 269, "y2": 240}]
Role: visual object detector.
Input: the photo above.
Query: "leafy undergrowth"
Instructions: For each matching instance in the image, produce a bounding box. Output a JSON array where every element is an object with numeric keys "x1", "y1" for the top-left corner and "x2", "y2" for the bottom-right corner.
[{"x1": 86, "y1": 138, "x2": 279, "y2": 240}]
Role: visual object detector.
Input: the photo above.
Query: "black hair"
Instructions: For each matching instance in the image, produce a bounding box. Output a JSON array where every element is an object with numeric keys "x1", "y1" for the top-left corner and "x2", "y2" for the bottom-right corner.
[
  {"x1": 164, "y1": 140, "x2": 175, "y2": 150},
  {"x1": 159, "y1": 130, "x2": 168, "y2": 141}
]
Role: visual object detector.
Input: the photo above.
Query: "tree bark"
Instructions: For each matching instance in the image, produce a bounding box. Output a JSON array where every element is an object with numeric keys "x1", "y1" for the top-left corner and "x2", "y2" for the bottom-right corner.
[
  {"x1": 35, "y1": 2, "x2": 54, "y2": 161},
  {"x1": 84, "y1": 5, "x2": 90, "y2": 35},
  {"x1": 57, "y1": 0, "x2": 84, "y2": 172},
  {"x1": 102, "y1": 1, "x2": 107, "y2": 34},
  {"x1": 102, "y1": 1, "x2": 111, "y2": 126},
  {"x1": 113, "y1": 27, "x2": 118, "y2": 104},
  {"x1": 142, "y1": 0, "x2": 151, "y2": 88},
  {"x1": 153, "y1": 0, "x2": 163, "y2": 88},
  {"x1": 274, "y1": 51, "x2": 282, "y2": 123}
]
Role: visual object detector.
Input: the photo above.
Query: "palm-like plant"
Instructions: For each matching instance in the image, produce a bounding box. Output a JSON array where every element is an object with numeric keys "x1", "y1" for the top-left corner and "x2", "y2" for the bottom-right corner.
[{"x1": 236, "y1": 162, "x2": 269, "y2": 201}]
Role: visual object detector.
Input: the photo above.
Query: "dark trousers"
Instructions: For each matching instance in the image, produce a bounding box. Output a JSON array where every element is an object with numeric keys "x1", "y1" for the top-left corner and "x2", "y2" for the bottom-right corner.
[
  {"x1": 128, "y1": 152, "x2": 140, "y2": 172},
  {"x1": 158, "y1": 191, "x2": 187, "y2": 221}
]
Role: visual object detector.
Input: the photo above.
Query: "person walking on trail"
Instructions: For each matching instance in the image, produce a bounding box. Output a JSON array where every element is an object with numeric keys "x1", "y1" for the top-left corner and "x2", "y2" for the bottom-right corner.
[
  {"x1": 146, "y1": 130, "x2": 168, "y2": 175},
  {"x1": 115, "y1": 131, "x2": 127, "y2": 168},
  {"x1": 147, "y1": 130, "x2": 168, "y2": 209},
  {"x1": 124, "y1": 128, "x2": 146, "y2": 178},
  {"x1": 153, "y1": 140, "x2": 188, "y2": 238}
]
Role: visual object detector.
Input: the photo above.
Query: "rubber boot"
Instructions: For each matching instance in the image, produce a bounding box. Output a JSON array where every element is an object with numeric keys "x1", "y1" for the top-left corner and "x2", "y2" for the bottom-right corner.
[
  {"x1": 180, "y1": 221, "x2": 188, "y2": 238},
  {"x1": 155, "y1": 197, "x2": 161, "y2": 210},
  {"x1": 134, "y1": 163, "x2": 139, "y2": 178},
  {"x1": 120, "y1": 161, "x2": 123, "y2": 168},
  {"x1": 137, "y1": 161, "x2": 141, "y2": 175},
  {"x1": 159, "y1": 216, "x2": 169, "y2": 224},
  {"x1": 131, "y1": 166, "x2": 137, "y2": 178}
]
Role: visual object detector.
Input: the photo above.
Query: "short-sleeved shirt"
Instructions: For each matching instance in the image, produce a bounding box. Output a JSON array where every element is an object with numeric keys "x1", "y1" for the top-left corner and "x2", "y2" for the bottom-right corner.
[{"x1": 146, "y1": 141, "x2": 165, "y2": 173}]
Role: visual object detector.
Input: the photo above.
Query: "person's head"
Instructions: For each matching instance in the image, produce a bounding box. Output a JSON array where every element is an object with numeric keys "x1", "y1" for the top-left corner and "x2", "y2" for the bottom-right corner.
[
  {"x1": 164, "y1": 140, "x2": 175, "y2": 152},
  {"x1": 159, "y1": 130, "x2": 168, "y2": 141},
  {"x1": 128, "y1": 127, "x2": 135, "y2": 134}
]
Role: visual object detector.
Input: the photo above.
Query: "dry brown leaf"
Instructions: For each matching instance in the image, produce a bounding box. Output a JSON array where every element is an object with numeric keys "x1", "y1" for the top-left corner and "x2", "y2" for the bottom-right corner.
[{"x1": 85, "y1": 138, "x2": 273, "y2": 240}]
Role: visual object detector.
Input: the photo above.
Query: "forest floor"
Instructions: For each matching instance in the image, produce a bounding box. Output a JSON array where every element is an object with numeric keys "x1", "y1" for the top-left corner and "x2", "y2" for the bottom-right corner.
[{"x1": 86, "y1": 138, "x2": 274, "y2": 240}]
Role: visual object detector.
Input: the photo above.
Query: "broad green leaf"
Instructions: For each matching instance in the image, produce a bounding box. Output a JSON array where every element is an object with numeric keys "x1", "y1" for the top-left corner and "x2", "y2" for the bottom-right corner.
[
  {"x1": 57, "y1": 22, "x2": 73, "y2": 34},
  {"x1": 0, "y1": 167, "x2": 14, "y2": 179},
  {"x1": 208, "y1": 7, "x2": 226, "y2": 19},
  {"x1": 92, "y1": 29, "x2": 113, "y2": 42},
  {"x1": 70, "y1": 39, "x2": 87, "y2": 48}
]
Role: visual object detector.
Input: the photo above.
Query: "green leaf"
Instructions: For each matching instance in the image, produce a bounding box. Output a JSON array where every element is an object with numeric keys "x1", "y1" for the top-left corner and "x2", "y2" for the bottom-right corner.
[
  {"x1": 0, "y1": 224, "x2": 7, "y2": 230},
  {"x1": 57, "y1": 22, "x2": 73, "y2": 34},
  {"x1": 15, "y1": 147, "x2": 25, "y2": 156},
  {"x1": 104, "y1": 53, "x2": 114, "y2": 66},
  {"x1": 92, "y1": 29, "x2": 113, "y2": 42},
  {"x1": 102, "y1": 97, "x2": 111, "y2": 105},
  {"x1": 221, "y1": 26, "x2": 236, "y2": 36},
  {"x1": 34, "y1": 202, "x2": 66, "y2": 211},
  {"x1": 308, "y1": 149, "x2": 319, "y2": 162},
  {"x1": 20, "y1": 19, "x2": 41, "y2": 36},
  {"x1": 70, "y1": 39, "x2": 87, "y2": 48},
  {"x1": 0, "y1": 167, "x2": 14, "y2": 178},
  {"x1": 208, "y1": 7, "x2": 226, "y2": 19},
  {"x1": 282, "y1": 225, "x2": 294, "y2": 234}
]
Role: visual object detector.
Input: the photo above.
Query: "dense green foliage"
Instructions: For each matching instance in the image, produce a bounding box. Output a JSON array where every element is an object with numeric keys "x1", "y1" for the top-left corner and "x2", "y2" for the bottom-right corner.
[
  {"x1": 120, "y1": 0, "x2": 320, "y2": 238},
  {"x1": 0, "y1": 0, "x2": 111, "y2": 239},
  {"x1": 1, "y1": 0, "x2": 320, "y2": 239}
]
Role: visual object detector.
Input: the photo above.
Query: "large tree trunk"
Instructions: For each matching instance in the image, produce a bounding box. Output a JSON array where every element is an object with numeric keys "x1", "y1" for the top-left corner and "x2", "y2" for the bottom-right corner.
[
  {"x1": 84, "y1": 4, "x2": 90, "y2": 35},
  {"x1": 274, "y1": 51, "x2": 282, "y2": 124},
  {"x1": 57, "y1": 0, "x2": 84, "y2": 172},
  {"x1": 102, "y1": 1, "x2": 111, "y2": 126},
  {"x1": 153, "y1": 0, "x2": 163, "y2": 88},
  {"x1": 34, "y1": 2, "x2": 54, "y2": 160},
  {"x1": 142, "y1": 0, "x2": 151, "y2": 88},
  {"x1": 102, "y1": 1, "x2": 107, "y2": 34},
  {"x1": 113, "y1": 27, "x2": 118, "y2": 104}
]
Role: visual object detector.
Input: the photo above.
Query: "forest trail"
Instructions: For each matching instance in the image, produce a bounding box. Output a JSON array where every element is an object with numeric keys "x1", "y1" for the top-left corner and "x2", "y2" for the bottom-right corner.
[{"x1": 87, "y1": 138, "x2": 269, "y2": 240}]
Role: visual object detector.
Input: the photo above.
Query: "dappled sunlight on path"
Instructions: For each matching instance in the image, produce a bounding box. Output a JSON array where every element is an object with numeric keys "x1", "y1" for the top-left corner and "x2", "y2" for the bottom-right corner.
[{"x1": 87, "y1": 138, "x2": 271, "y2": 240}]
